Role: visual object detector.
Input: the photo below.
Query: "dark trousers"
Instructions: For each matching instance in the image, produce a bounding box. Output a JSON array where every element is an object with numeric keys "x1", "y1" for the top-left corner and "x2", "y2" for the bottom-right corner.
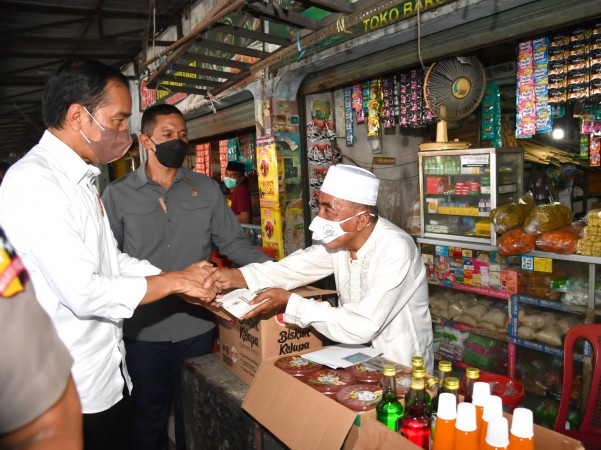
[
  {"x1": 125, "y1": 331, "x2": 214, "y2": 450},
  {"x1": 83, "y1": 390, "x2": 132, "y2": 450}
]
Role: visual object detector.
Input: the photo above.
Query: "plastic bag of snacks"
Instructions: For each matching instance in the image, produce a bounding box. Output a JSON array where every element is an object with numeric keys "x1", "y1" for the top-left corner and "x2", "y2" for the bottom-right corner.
[
  {"x1": 490, "y1": 193, "x2": 535, "y2": 234},
  {"x1": 577, "y1": 209, "x2": 601, "y2": 256},
  {"x1": 497, "y1": 228, "x2": 536, "y2": 255},
  {"x1": 524, "y1": 203, "x2": 572, "y2": 234},
  {"x1": 535, "y1": 223, "x2": 583, "y2": 254}
]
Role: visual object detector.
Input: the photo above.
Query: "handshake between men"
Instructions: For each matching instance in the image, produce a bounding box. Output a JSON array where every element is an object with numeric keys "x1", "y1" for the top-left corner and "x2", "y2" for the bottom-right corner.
[{"x1": 182, "y1": 265, "x2": 290, "y2": 321}]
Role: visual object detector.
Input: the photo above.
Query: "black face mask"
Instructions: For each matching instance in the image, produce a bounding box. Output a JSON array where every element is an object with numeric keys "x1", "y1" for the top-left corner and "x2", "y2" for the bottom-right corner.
[{"x1": 150, "y1": 138, "x2": 188, "y2": 168}]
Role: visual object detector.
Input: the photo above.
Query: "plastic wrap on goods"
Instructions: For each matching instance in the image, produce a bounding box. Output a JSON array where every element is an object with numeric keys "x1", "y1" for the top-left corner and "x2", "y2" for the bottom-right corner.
[{"x1": 524, "y1": 203, "x2": 572, "y2": 234}]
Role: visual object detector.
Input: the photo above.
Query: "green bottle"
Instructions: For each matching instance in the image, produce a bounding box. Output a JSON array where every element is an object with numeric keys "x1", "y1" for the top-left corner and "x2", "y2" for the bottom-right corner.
[{"x1": 376, "y1": 365, "x2": 404, "y2": 432}]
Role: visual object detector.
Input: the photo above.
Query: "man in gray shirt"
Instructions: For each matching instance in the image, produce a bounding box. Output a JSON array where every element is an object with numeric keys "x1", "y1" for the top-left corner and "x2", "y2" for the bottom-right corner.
[{"x1": 102, "y1": 104, "x2": 270, "y2": 450}]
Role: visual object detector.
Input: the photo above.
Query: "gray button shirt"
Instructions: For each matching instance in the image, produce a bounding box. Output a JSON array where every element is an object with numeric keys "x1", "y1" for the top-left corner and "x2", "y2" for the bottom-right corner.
[{"x1": 102, "y1": 164, "x2": 270, "y2": 342}]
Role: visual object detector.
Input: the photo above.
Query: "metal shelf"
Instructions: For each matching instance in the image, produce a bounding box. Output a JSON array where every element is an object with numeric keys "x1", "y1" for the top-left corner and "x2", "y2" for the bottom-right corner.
[
  {"x1": 428, "y1": 280, "x2": 512, "y2": 300},
  {"x1": 418, "y1": 238, "x2": 497, "y2": 252},
  {"x1": 508, "y1": 336, "x2": 591, "y2": 359},
  {"x1": 512, "y1": 294, "x2": 601, "y2": 317},
  {"x1": 523, "y1": 250, "x2": 601, "y2": 265},
  {"x1": 432, "y1": 316, "x2": 508, "y2": 342}
]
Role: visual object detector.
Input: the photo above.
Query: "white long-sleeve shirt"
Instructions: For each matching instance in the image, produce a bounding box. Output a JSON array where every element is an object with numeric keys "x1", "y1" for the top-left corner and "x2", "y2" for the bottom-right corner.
[
  {"x1": 0, "y1": 131, "x2": 161, "y2": 413},
  {"x1": 240, "y1": 217, "x2": 433, "y2": 373}
]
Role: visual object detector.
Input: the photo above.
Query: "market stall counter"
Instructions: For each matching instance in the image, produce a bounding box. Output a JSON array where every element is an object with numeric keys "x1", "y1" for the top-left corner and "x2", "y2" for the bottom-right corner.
[{"x1": 182, "y1": 352, "x2": 286, "y2": 450}]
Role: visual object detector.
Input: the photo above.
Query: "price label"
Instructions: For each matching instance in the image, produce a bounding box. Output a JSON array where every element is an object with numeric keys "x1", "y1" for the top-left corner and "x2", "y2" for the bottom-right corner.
[
  {"x1": 533, "y1": 257, "x2": 553, "y2": 273},
  {"x1": 521, "y1": 256, "x2": 534, "y2": 271}
]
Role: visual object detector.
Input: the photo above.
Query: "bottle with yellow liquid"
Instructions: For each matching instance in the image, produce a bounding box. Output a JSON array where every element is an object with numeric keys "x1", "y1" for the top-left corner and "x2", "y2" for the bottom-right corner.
[
  {"x1": 482, "y1": 417, "x2": 509, "y2": 450},
  {"x1": 452, "y1": 402, "x2": 478, "y2": 450},
  {"x1": 479, "y1": 395, "x2": 503, "y2": 450},
  {"x1": 508, "y1": 408, "x2": 534, "y2": 450},
  {"x1": 432, "y1": 392, "x2": 456, "y2": 450}
]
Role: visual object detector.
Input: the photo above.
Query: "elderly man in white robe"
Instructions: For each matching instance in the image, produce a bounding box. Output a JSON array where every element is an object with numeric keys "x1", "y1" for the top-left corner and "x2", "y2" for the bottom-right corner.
[{"x1": 203, "y1": 164, "x2": 433, "y2": 372}]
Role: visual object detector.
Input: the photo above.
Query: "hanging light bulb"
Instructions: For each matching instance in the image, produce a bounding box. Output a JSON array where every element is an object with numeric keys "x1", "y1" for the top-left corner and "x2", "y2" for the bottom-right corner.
[{"x1": 552, "y1": 127, "x2": 564, "y2": 140}]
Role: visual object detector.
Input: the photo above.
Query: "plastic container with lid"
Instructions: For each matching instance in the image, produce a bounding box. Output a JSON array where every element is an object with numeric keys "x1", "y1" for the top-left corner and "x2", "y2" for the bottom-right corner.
[
  {"x1": 345, "y1": 363, "x2": 383, "y2": 385},
  {"x1": 335, "y1": 384, "x2": 383, "y2": 412},
  {"x1": 274, "y1": 355, "x2": 323, "y2": 377},
  {"x1": 302, "y1": 369, "x2": 354, "y2": 396}
]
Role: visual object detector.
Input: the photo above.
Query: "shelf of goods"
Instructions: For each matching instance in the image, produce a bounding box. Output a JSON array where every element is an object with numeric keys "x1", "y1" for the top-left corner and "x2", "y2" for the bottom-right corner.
[
  {"x1": 420, "y1": 238, "x2": 600, "y2": 403},
  {"x1": 419, "y1": 147, "x2": 524, "y2": 245}
]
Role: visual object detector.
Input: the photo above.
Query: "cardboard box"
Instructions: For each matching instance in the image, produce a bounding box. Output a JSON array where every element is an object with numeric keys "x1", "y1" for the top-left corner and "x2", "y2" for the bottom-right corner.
[
  {"x1": 242, "y1": 350, "x2": 417, "y2": 450},
  {"x1": 219, "y1": 286, "x2": 335, "y2": 385},
  {"x1": 243, "y1": 350, "x2": 585, "y2": 450}
]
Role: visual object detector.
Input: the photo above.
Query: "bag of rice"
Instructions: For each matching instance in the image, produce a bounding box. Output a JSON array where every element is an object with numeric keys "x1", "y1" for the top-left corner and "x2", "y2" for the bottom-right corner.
[
  {"x1": 482, "y1": 308, "x2": 507, "y2": 328},
  {"x1": 519, "y1": 313, "x2": 545, "y2": 331},
  {"x1": 518, "y1": 325, "x2": 536, "y2": 340},
  {"x1": 535, "y1": 325, "x2": 563, "y2": 347}
]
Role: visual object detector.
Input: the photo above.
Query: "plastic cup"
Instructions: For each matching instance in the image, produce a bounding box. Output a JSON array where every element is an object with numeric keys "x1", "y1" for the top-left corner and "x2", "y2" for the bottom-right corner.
[
  {"x1": 437, "y1": 393, "x2": 457, "y2": 421},
  {"x1": 456, "y1": 402, "x2": 477, "y2": 432},
  {"x1": 510, "y1": 408, "x2": 534, "y2": 438},
  {"x1": 482, "y1": 395, "x2": 503, "y2": 423},
  {"x1": 486, "y1": 417, "x2": 509, "y2": 447},
  {"x1": 472, "y1": 381, "x2": 491, "y2": 406}
]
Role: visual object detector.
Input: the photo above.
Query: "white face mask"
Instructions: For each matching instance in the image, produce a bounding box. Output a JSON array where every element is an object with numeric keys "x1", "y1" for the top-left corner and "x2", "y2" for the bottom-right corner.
[{"x1": 309, "y1": 211, "x2": 369, "y2": 244}]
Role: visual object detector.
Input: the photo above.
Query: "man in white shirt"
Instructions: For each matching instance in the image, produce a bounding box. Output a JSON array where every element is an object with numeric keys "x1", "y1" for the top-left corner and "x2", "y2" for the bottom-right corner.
[
  {"x1": 0, "y1": 59, "x2": 218, "y2": 450},
  {"x1": 203, "y1": 164, "x2": 434, "y2": 372}
]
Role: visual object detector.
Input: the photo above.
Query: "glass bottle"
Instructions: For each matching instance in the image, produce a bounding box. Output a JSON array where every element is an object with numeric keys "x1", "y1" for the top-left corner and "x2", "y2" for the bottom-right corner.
[
  {"x1": 400, "y1": 377, "x2": 431, "y2": 449},
  {"x1": 405, "y1": 366, "x2": 430, "y2": 409},
  {"x1": 463, "y1": 367, "x2": 480, "y2": 403},
  {"x1": 425, "y1": 377, "x2": 438, "y2": 417},
  {"x1": 376, "y1": 365, "x2": 404, "y2": 432},
  {"x1": 431, "y1": 361, "x2": 452, "y2": 417},
  {"x1": 444, "y1": 377, "x2": 460, "y2": 401},
  {"x1": 411, "y1": 356, "x2": 424, "y2": 369}
]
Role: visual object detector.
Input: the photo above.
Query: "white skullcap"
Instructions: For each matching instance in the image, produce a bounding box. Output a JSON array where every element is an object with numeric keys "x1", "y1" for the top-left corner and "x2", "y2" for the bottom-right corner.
[{"x1": 320, "y1": 164, "x2": 380, "y2": 205}]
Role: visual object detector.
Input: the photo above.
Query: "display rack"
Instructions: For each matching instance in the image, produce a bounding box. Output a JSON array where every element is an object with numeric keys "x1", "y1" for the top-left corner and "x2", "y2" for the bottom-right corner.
[
  {"x1": 419, "y1": 148, "x2": 524, "y2": 245},
  {"x1": 419, "y1": 237, "x2": 600, "y2": 400}
]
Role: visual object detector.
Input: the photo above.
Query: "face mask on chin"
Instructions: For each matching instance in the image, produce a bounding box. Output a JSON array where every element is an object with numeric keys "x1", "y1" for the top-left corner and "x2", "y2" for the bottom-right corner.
[
  {"x1": 79, "y1": 107, "x2": 132, "y2": 164},
  {"x1": 149, "y1": 138, "x2": 189, "y2": 168},
  {"x1": 309, "y1": 210, "x2": 371, "y2": 244}
]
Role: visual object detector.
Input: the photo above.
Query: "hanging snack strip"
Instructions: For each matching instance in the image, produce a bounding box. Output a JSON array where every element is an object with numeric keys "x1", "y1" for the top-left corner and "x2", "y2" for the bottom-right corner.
[
  {"x1": 591, "y1": 22, "x2": 601, "y2": 97},
  {"x1": 516, "y1": 40, "x2": 536, "y2": 138},
  {"x1": 568, "y1": 27, "x2": 590, "y2": 101},
  {"x1": 549, "y1": 34, "x2": 568, "y2": 104},
  {"x1": 367, "y1": 79, "x2": 382, "y2": 139},
  {"x1": 362, "y1": 80, "x2": 370, "y2": 120},
  {"x1": 533, "y1": 37, "x2": 552, "y2": 134},
  {"x1": 481, "y1": 81, "x2": 502, "y2": 147},
  {"x1": 352, "y1": 84, "x2": 364, "y2": 124},
  {"x1": 195, "y1": 143, "x2": 212, "y2": 176},
  {"x1": 382, "y1": 76, "x2": 398, "y2": 129},
  {"x1": 344, "y1": 87, "x2": 355, "y2": 146},
  {"x1": 218, "y1": 139, "x2": 229, "y2": 181}
]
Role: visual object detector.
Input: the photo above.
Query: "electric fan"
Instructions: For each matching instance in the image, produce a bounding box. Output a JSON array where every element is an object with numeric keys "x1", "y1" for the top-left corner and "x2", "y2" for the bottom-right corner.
[{"x1": 420, "y1": 56, "x2": 486, "y2": 151}]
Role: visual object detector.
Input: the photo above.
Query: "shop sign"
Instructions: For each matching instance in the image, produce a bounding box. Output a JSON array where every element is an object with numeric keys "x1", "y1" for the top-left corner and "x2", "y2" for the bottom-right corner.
[{"x1": 310, "y1": 0, "x2": 455, "y2": 56}]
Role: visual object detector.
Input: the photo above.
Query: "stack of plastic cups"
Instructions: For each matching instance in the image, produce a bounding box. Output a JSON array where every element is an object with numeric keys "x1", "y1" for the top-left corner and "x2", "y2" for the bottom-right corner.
[
  {"x1": 432, "y1": 393, "x2": 457, "y2": 450},
  {"x1": 508, "y1": 408, "x2": 534, "y2": 450},
  {"x1": 479, "y1": 395, "x2": 503, "y2": 449},
  {"x1": 452, "y1": 402, "x2": 478, "y2": 450},
  {"x1": 472, "y1": 382, "x2": 491, "y2": 433},
  {"x1": 483, "y1": 416, "x2": 509, "y2": 450}
]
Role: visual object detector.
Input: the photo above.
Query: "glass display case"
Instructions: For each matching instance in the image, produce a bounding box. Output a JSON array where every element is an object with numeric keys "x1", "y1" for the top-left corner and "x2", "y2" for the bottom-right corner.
[{"x1": 419, "y1": 147, "x2": 524, "y2": 245}]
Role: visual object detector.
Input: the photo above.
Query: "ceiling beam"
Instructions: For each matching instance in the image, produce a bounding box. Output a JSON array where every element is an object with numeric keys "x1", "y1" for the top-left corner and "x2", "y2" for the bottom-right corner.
[
  {"x1": 293, "y1": 0, "x2": 355, "y2": 14},
  {"x1": 244, "y1": 2, "x2": 319, "y2": 29},
  {"x1": 1, "y1": 1, "x2": 170, "y2": 21},
  {"x1": 181, "y1": 53, "x2": 251, "y2": 70},
  {"x1": 5, "y1": 37, "x2": 140, "y2": 51},
  {"x1": 159, "y1": 75, "x2": 222, "y2": 88},
  {"x1": 157, "y1": 85, "x2": 207, "y2": 96},
  {"x1": 9, "y1": 17, "x2": 89, "y2": 35},
  {"x1": 172, "y1": 64, "x2": 237, "y2": 79},
  {"x1": 194, "y1": 38, "x2": 270, "y2": 59},
  {"x1": 211, "y1": 24, "x2": 291, "y2": 47}
]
